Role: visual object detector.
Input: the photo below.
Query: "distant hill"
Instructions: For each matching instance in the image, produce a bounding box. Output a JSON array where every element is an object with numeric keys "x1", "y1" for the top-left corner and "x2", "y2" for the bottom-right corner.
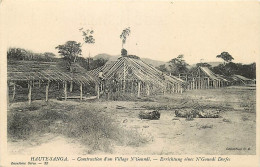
[{"x1": 93, "y1": 53, "x2": 166, "y2": 67}]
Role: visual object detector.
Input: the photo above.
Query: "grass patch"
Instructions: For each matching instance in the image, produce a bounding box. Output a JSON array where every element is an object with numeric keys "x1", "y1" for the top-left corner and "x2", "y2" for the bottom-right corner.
[{"x1": 8, "y1": 101, "x2": 148, "y2": 153}]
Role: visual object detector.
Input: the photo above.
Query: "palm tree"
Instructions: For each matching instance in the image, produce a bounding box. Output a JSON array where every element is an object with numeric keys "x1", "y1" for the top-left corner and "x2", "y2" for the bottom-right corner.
[{"x1": 120, "y1": 27, "x2": 131, "y2": 49}]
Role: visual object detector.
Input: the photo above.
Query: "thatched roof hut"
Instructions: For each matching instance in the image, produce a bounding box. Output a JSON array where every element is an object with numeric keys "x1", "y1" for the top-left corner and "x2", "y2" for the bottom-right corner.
[
  {"x1": 186, "y1": 66, "x2": 229, "y2": 89},
  {"x1": 7, "y1": 61, "x2": 98, "y2": 104},
  {"x1": 89, "y1": 56, "x2": 185, "y2": 96}
]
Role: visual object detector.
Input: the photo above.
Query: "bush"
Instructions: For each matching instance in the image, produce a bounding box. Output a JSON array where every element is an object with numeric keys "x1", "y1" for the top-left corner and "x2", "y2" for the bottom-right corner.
[{"x1": 7, "y1": 101, "x2": 148, "y2": 153}]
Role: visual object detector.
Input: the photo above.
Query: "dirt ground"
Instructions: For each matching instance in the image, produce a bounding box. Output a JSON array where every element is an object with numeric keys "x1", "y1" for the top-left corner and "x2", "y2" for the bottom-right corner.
[{"x1": 8, "y1": 86, "x2": 256, "y2": 155}]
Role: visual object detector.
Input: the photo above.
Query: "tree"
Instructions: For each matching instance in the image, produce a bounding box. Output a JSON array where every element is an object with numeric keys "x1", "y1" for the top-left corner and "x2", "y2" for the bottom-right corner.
[
  {"x1": 120, "y1": 27, "x2": 131, "y2": 49},
  {"x1": 196, "y1": 62, "x2": 211, "y2": 68},
  {"x1": 168, "y1": 54, "x2": 189, "y2": 75},
  {"x1": 80, "y1": 28, "x2": 95, "y2": 46},
  {"x1": 216, "y1": 52, "x2": 234, "y2": 64},
  {"x1": 55, "y1": 41, "x2": 82, "y2": 71},
  {"x1": 157, "y1": 64, "x2": 168, "y2": 73}
]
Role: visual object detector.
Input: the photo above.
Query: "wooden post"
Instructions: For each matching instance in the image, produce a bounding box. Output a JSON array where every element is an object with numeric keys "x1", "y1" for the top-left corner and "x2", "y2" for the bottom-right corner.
[
  {"x1": 177, "y1": 83, "x2": 180, "y2": 93},
  {"x1": 97, "y1": 84, "x2": 100, "y2": 99},
  {"x1": 46, "y1": 80, "x2": 50, "y2": 102},
  {"x1": 123, "y1": 61, "x2": 126, "y2": 92},
  {"x1": 70, "y1": 81, "x2": 73, "y2": 92},
  {"x1": 28, "y1": 81, "x2": 32, "y2": 105},
  {"x1": 146, "y1": 83, "x2": 150, "y2": 96},
  {"x1": 80, "y1": 83, "x2": 83, "y2": 101},
  {"x1": 12, "y1": 83, "x2": 16, "y2": 101},
  {"x1": 64, "y1": 81, "x2": 67, "y2": 101},
  {"x1": 137, "y1": 81, "x2": 141, "y2": 97},
  {"x1": 39, "y1": 80, "x2": 41, "y2": 88},
  {"x1": 207, "y1": 78, "x2": 210, "y2": 89},
  {"x1": 180, "y1": 85, "x2": 183, "y2": 94}
]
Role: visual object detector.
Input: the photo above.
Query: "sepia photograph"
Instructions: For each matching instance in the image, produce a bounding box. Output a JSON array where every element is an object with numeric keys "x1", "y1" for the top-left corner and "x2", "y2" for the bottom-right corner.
[{"x1": 0, "y1": 0, "x2": 259, "y2": 166}]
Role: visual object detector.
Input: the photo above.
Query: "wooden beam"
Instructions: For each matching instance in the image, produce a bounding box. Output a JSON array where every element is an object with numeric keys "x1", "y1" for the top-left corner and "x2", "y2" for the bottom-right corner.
[
  {"x1": 28, "y1": 81, "x2": 32, "y2": 105},
  {"x1": 137, "y1": 81, "x2": 141, "y2": 97},
  {"x1": 97, "y1": 84, "x2": 100, "y2": 99},
  {"x1": 80, "y1": 83, "x2": 83, "y2": 101},
  {"x1": 12, "y1": 83, "x2": 16, "y2": 101},
  {"x1": 46, "y1": 80, "x2": 50, "y2": 102},
  {"x1": 64, "y1": 81, "x2": 67, "y2": 101},
  {"x1": 70, "y1": 81, "x2": 73, "y2": 92},
  {"x1": 146, "y1": 83, "x2": 150, "y2": 96}
]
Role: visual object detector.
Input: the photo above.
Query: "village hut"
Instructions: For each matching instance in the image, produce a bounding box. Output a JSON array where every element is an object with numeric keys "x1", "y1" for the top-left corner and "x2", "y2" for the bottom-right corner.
[
  {"x1": 88, "y1": 55, "x2": 185, "y2": 97},
  {"x1": 231, "y1": 75, "x2": 255, "y2": 86},
  {"x1": 7, "y1": 61, "x2": 98, "y2": 104},
  {"x1": 186, "y1": 66, "x2": 229, "y2": 90}
]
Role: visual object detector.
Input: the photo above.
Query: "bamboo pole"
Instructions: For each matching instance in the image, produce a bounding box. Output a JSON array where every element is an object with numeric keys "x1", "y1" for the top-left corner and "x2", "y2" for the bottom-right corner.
[
  {"x1": 12, "y1": 83, "x2": 16, "y2": 101},
  {"x1": 97, "y1": 84, "x2": 100, "y2": 99},
  {"x1": 70, "y1": 81, "x2": 73, "y2": 92},
  {"x1": 80, "y1": 83, "x2": 83, "y2": 101},
  {"x1": 46, "y1": 80, "x2": 50, "y2": 102},
  {"x1": 28, "y1": 81, "x2": 32, "y2": 105},
  {"x1": 64, "y1": 81, "x2": 67, "y2": 101},
  {"x1": 146, "y1": 83, "x2": 150, "y2": 96},
  {"x1": 137, "y1": 81, "x2": 141, "y2": 97}
]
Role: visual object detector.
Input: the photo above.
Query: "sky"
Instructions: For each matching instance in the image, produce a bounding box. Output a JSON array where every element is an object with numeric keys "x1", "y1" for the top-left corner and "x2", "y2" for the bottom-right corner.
[{"x1": 1, "y1": 0, "x2": 260, "y2": 64}]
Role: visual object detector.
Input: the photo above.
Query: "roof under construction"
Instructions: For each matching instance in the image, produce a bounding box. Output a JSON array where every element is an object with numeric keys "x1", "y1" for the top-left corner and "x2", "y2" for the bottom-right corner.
[
  {"x1": 8, "y1": 61, "x2": 97, "y2": 85},
  {"x1": 89, "y1": 56, "x2": 185, "y2": 87}
]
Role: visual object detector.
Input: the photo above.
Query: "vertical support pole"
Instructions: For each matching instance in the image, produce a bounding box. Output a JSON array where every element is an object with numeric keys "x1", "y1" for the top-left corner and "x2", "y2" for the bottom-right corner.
[
  {"x1": 46, "y1": 80, "x2": 50, "y2": 102},
  {"x1": 207, "y1": 78, "x2": 210, "y2": 89},
  {"x1": 80, "y1": 83, "x2": 83, "y2": 101},
  {"x1": 123, "y1": 61, "x2": 126, "y2": 92},
  {"x1": 131, "y1": 81, "x2": 134, "y2": 94},
  {"x1": 180, "y1": 85, "x2": 183, "y2": 94},
  {"x1": 97, "y1": 84, "x2": 100, "y2": 99},
  {"x1": 70, "y1": 81, "x2": 73, "y2": 92},
  {"x1": 64, "y1": 81, "x2": 67, "y2": 101},
  {"x1": 28, "y1": 81, "x2": 32, "y2": 105},
  {"x1": 39, "y1": 80, "x2": 41, "y2": 88},
  {"x1": 12, "y1": 83, "x2": 16, "y2": 101},
  {"x1": 146, "y1": 83, "x2": 150, "y2": 96},
  {"x1": 137, "y1": 81, "x2": 141, "y2": 97}
]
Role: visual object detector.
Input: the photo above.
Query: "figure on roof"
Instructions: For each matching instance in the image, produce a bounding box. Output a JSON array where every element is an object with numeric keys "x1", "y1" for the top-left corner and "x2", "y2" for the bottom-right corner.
[{"x1": 98, "y1": 70, "x2": 105, "y2": 81}]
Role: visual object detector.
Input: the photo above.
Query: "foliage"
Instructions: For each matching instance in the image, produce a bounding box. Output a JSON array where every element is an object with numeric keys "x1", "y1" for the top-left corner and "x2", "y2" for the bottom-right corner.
[
  {"x1": 8, "y1": 101, "x2": 148, "y2": 152},
  {"x1": 80, "y1": 28, "x2": 95, "y2": 45},
  {"x1": 211, "y1": 62, "x2": 256, "y2": 79},
  {"x1": 196, "y1": 62, "x2": 211, "y2": 68},
  {"x1": 156, "y1": 64, "x2": 168, "y2": 73},
  {"x1": 7, "y1": 48, "x2": 58, "y2": 62},
  {"x1": 120, "y1": 27, "x2": 131, "y2": 49},
  {"x1": 216, "y1": 52, "x2": 234, "y2": 63},
  {"x1": 55, "y1": 41, "x2": 82, "y2": 71},
  {"x1": 168, "y1": 55, "x2": 189, "y2": 75}
]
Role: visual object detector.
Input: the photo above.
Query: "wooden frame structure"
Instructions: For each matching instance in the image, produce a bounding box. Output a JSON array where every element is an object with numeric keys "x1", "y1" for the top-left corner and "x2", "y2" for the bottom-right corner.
[
  {"x1": 7, "y1": 61, "x2": 98, "y2": 104},
  {"x1": 89, "y1": 56, "x2": 186, "y2": 97},
  {"x1": 183, "y1": 66, "x2": 229, "y2": 90}
]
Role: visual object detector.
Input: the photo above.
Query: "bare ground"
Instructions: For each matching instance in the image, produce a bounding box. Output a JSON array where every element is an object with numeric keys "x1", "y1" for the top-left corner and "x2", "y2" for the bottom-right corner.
[{"x1": 8, "y1": 87, "x2": 256, "y2": 155}]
